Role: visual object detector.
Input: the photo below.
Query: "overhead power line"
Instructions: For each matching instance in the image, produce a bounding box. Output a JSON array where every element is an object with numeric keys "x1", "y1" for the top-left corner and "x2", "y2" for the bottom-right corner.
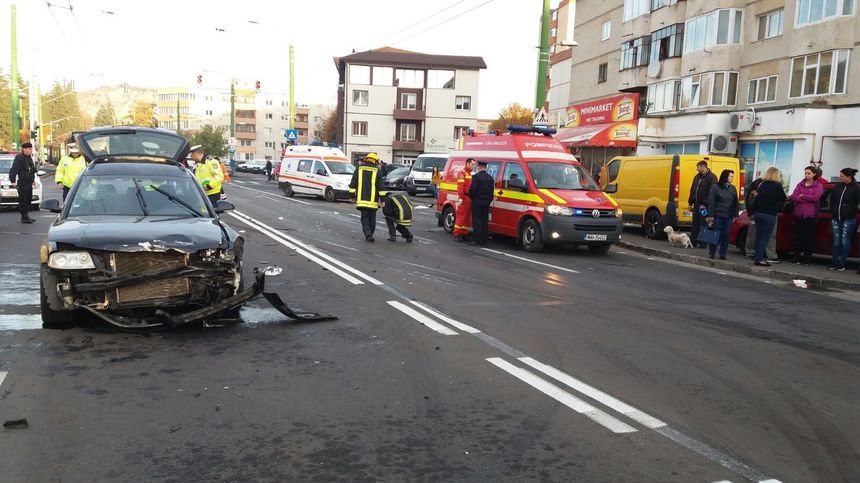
[
  {"x1": 356, "y1": 0, "x2": 467, "y2": 52},
  {"x1": 387, "y1": 0, "x2": 497, "y2": 48}
]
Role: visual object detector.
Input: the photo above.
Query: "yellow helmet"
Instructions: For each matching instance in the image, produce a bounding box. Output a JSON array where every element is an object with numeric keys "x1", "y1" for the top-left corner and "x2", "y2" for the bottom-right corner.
[{"x1": 365, "y1": 152, "x2": 379, "y2": 163}]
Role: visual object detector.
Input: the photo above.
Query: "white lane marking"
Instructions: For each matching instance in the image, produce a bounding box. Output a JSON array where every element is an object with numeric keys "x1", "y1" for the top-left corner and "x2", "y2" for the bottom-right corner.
[
  {"x1": 227, "y1": 213, "x2": 364, "y2": 285},
  {"x1": 0, "y1": 371, "x2": 6, "y2": 389},
  {"x1": 350, "y1": 213, "x2": 361, "y2": 218},
  {"x1": 410, "y1": 300, "x2": 480, "y2": 334},
  {"x1": 387, "y1": 301, "x2": 458, "y2": 336},
  {"x1": 248, "y1": 181, "x2": 261, "y2": 185},
  {"x1": 233, "y1": 210, "x2": 383, "y2": 285},
  {"x1": 480, "y1": 248, "x2": 580, "y2": 274},
  {"x1": 232, "y1": 180, "x2": 245, "y2": 184},
  {"x1": 519, "y1": 357, "x2": 666, "y2": 429},
  {"x1": 487, "y1": 358, "x2": 637, "y2": 434},
  {"x1": 758, "y1": 480, "x2": 783, "y2": 483},
  {"x1": 321, "y1": 240, "x2": 360, "y2": 252},
  {"x1": 230, "y1": 183, "x2": 311, "y2": 204}
]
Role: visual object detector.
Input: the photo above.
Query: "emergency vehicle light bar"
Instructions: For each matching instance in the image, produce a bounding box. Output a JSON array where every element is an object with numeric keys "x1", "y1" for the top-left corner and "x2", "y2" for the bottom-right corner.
[{"x1": 507, "y1": 125, "x2": 557, "y2": 136}]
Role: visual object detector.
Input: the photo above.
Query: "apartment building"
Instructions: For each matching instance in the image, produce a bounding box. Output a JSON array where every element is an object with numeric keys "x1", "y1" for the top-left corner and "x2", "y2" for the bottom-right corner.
[
  {"x1": 334, "y1": 47, "x2": 486, "y2": 165},
  {"x1": 557, "y1": 0, "x2": 859, "y2": 187}
]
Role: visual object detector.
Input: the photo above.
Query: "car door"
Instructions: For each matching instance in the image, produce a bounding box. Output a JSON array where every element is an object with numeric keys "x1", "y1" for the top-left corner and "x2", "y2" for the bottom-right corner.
[
  {"x1": 309, "y1": 160, "x2": 328, "y2": 196},
  {"x1": 491, "y1": 161, "x2": 525, "y2": 236},
  {"x1": 294, "y1": 159, "x2": 314, "y2": 194}
]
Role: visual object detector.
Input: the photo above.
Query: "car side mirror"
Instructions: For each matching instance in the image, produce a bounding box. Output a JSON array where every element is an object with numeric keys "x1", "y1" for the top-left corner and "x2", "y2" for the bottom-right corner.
[
  {"x1": 508, "y1": 178, "x2": 526, "y2": 191},
  {"x1": 41, "y1": 199, "x2": 62, "y2": 213},
  {"x1": 214, "y1": 200, "x2": 235, "y2": 213},
  {"x1": 603, "y1": 184, "x2": 618, "y2": 193}
]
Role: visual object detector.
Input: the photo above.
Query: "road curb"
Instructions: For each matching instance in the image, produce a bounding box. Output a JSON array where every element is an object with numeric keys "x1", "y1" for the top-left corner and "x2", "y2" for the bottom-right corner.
[{"x1": 616, "y1": 240, "x2": 860, "y2": 292}]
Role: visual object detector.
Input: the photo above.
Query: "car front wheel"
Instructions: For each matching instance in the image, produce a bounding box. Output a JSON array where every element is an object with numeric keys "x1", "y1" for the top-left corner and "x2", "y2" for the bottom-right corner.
[
  {"x1": 40, "y1": 269, "x2": 74, "y2": 329},
  {"x1": 520, "y1": 219, "x2": 544, "y2": 252},
  {"x1": 324, "y1": 187, "x2": 336, "y2": 203}
]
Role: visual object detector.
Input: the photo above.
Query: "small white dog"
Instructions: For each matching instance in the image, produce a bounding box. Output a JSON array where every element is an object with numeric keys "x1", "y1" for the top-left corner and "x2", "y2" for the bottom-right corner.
[{"x1": 663, "y1": 226, "x2": 693, "y2": 248}]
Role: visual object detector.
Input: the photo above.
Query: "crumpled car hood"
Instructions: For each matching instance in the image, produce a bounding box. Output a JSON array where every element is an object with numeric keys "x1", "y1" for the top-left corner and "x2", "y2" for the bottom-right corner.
[{"x1": 49, "y1": 216, "x2": 232, "y2": 252}]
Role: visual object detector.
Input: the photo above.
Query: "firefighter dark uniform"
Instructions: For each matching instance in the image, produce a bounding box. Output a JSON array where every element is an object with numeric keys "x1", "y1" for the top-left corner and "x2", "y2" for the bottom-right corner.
[
  {"x1": 9, "y1": 143, "x2": 37, "y2": 223},
  {"x1": 468, "y1": 161, "x2": 495, "y2": 246},
  {"x1": 382, "y1": 193, "x2": 413, "y2": 242},
  {"x1": 453, "y1": 159, "x2": 475, "y2": 241},
  {"x1": 348, "y1": 153, "x2": 387, "y2": 242}
]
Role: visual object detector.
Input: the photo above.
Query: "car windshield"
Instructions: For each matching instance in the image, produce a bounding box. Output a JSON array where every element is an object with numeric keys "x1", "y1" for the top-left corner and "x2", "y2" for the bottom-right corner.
[
  {"x1": 527, "y1": 162, "x2": 600, "y2": 191},
  {"x1": 67, "y1": 174, "x2": 211, "y2": 217},
  {"x1": 0, "y1": 156, "x2": 14, "y2": 173},
  {"x1": 80, "y1": 130, "x2": 185, "y2": 160},
  {"x1": 412, "y1": 157, "x2": 447, "y2": 172},
  {"x1": 326, "y1": 161, "x2": 355, "y2": 175},
  {"x1": 388, "y1": 167, "x2": 410, "y2": 177}
]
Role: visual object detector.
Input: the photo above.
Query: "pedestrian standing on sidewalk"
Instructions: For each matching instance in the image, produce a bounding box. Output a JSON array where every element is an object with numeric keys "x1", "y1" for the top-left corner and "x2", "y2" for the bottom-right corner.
[
  {"x1": 430, "y1": 166, "x2": 441, "y2": 200},
  {"x1": 752, "y1": 167, "x2": 786, "y2": 267},
  {"x1": 745, "y1": 176, "x2": 779, "y2": 262},
  {"x1": 382, "y1": 192, "x2": 414, "y2": 242},
  {"x1": 688, "y1": 160, "x2": 717, "y2": 248},
  {"x1": 9, "y1": 142, "x2": 37, "y2": 224},
  {"x1": 828, "y1": 167, "x2": 859, "y2": 271},
  {"x1": 468, "y1": 160, "x2": 495, "y2": 246},
  {"x1": 265, "y1": 159, "x2": 273, "y2": 181},
  {"x1": 706, "y1": 169, "x2": 738, "y2": 260},
  {"x1": 788, "y1": 166, "x2": 823, "y2": 265},
  {"x1": 349, "y1": 152, "x2": 386, "y2": 242}
]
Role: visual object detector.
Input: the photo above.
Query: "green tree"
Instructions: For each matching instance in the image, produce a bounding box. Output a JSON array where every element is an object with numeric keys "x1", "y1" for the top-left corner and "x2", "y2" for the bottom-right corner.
[
  {"x1": 41, "y1": 82, "x2": 83, "y2": 147},
  {"x1": 0, "y1": 70, "x2": 32, "y2": 150},
  {"x1": 127, "y1": 101, "x2": 157, "y2": 127},
  {"x1": 320, "y1": 110, "x2": 338, "y2": 143},
  {"x1": 94, "y1": 100, "x2": 117, "y2": 126},
  {"x1": 489, "y1": 102, "x2": 534, "y2": 131},
  {"x1": 187, "y1": 124, "x2": 227, "y2": 158}
]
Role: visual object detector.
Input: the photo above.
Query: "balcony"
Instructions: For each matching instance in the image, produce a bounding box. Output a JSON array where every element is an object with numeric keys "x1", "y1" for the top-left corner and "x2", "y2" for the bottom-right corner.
[
  {"x1": 393, "y1": 108, "x2": 426, "y2": 121},
  {"x1": 393, "y1": 139, "x2": 424, "y2": 151}
]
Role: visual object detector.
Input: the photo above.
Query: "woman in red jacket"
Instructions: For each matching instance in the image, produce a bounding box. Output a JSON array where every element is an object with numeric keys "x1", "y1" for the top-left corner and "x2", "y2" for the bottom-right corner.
[{"x1": 788, "y1": 166, "x2": 823, "y2": 265}]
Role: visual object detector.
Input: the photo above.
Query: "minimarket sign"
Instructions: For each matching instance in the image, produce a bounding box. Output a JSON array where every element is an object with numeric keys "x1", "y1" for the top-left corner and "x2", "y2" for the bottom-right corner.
[{"x1": 565, "y1": 93, "x2": 639, "y2": 128}]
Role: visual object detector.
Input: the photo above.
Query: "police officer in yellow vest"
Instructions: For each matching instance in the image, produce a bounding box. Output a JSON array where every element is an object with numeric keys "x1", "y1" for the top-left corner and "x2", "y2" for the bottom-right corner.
[
  {"x1": 55, "y1": 145, "x2": 87, "y2": 200},
  {"x1": 190, "y1": 145, "x2": 224, "y2": 205},
  {"x1": 348, "y1": 152, "x2": 387, "y2": 242}
]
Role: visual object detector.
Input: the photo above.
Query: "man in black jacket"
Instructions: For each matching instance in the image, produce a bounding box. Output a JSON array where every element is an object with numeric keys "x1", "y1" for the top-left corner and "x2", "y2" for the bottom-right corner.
[
  {"x1": 468, "y1": 160, "x2": 495, "y2": 246},
  {"x1": 688, "y1": 160, "x2": 717, "y2": 247},
  {"x1": 9, "y1": 142, "x2": 37, "y2": 224}
]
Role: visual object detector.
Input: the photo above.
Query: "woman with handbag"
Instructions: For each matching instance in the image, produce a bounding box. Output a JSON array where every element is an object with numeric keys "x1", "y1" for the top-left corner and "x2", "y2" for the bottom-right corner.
[
  {"x1": 752, "y1": 167, "x2": 786, "y2": 267},
  {"x1": 788, "y1": 166, "x2": 823, "y2": 265},
  {"x1": 705, "y1": 169, "x2": 739, "y2": 260}
]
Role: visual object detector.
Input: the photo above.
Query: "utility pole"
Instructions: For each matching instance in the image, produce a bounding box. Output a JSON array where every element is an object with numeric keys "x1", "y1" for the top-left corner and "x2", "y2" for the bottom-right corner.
[
  {"x1": 289, "y1": 45, "x2": 295, "y2": 131},
  {"x1": 535, "y1": 0, "x2": 550, "y2": 110},
  {"x1": 229, "y1": 80, "x2": 235, "y2": 163},
  {"x1": 11, "y1": 4, "x2": 20, "y2": 149},
  {"x1": 176, "y1": 98, "x2": 180, "y2": 131}
]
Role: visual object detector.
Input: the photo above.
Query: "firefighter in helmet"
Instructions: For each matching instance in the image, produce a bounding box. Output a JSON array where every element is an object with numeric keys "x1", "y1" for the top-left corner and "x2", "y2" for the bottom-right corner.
[
  {"x1": 453, "y1": 158, "x2": 476, "y2": 241},
  {"x1": 348, "y1": 152, "x2": 387, "y2": 242}
]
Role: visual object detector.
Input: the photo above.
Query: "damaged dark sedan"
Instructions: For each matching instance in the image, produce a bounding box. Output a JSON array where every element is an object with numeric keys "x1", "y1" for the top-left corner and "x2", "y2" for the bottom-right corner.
[{"x1": 38, "y1": 127, "x2": 255, "y2": 330}]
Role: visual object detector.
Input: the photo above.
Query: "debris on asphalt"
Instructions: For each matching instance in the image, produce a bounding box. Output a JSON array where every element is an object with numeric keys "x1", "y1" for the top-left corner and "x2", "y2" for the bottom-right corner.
[
  {"x1": 215, "y1": 404, "x2": 221, "y2": 412},
  {"x1": 169, "y1": 425, "x2": 182, "y2": 433},
  {"x1": 793, "y1": 279, "x2": 808, "y2": 288},
  {"x1": 3, "y1": 418, "x2": 29, "y2": 429}
]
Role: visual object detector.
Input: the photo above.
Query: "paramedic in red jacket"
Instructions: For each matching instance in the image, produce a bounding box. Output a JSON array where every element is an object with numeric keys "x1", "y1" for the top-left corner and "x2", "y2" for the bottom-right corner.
[{"x1": 453, "y1": 158, "x2": 476, "y2": 241}]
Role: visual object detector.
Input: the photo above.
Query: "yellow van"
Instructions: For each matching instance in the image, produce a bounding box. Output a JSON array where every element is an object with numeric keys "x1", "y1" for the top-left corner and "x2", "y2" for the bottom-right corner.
[{"x1": 598, "y1": 155, "x2": 743, "y2": 238}]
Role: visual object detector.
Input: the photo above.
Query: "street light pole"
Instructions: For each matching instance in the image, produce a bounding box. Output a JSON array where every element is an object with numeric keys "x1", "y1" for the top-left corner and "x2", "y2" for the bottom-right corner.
[
  {"x1": 535, "y1": 0, "x2": 550, "y2": 110},
  {"x1": 11, "y1": 4, "x2": 20, "y2": 148}
]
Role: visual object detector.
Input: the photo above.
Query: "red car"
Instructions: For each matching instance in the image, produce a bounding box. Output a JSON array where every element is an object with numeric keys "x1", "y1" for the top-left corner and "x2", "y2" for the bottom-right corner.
[{"x1": 729, "y1": 181, "x2": 860, "y2": 257}]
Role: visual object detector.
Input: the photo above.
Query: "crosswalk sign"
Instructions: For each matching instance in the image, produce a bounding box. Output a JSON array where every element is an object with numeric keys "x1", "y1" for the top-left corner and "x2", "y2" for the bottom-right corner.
[
  {"x1": 285, "y1": 129, "x2": 298, "y2": 141},
  {"x1": 533, "y1": 107, "x2": 550, "y2": 126}
]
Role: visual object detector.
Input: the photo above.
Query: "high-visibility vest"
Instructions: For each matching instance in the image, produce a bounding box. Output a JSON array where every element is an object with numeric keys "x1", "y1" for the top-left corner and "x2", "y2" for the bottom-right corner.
[
  {"x1": 348, "y1": 162, "x2": 386, "y2": 209},
  {"x1": 56, "y1": 155, "x2": 87, "y2": 188},
  {"x1": 195, "y1": 157, "x2": 224, "y2": 195},
  {"x1": 384, "y1": 194, "x2": 413, "y2": 226}
]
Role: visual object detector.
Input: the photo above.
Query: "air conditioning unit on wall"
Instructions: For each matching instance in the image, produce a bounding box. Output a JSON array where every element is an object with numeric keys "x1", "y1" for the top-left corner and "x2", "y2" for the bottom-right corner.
[
  {"x1": 729, "y1": 110, "x2": 756, "y2": 132},
  {"x1": 709, "y1": 133, "x2": 738, "y2": 155}
]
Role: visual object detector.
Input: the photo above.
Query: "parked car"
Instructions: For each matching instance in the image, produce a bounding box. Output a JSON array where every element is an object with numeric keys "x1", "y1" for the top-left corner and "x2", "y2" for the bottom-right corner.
[
  {"x1": 406, "y1": 154, "x2": 448, "y2": 196},
  {"x1": 0, "y1": 152, "x2": 45, "y2": 209},
  {"x1": 381, "y1": 163, "x2": 406, "y2": 177},
  {"x1": 729, "y1": 181, "x2": 860, "y2": 257},
  {"x1": 37, "y1": 127, "x2": 258, "y2": 330},
  {"x1": 384, "y1": 166, "x2": 411, "y2": 190},
  {"x1": 278, "y1": 145, "x2": 354, "y2": 202}
]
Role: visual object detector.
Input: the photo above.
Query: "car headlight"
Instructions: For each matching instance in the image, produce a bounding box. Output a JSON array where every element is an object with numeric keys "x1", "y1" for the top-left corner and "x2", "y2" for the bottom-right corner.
[
  {"x1": 48, "y1": 251, "x2": 95, "y2": 270},
  {"x1": 545, "y1": 205, "x2": 573, "y2": 216},
  {"x1": 615, "y1": 208, "x2": 623, "y2": 218},
  {"x1": 334, "y1": 182, "x2": 346, "y2": 189}
]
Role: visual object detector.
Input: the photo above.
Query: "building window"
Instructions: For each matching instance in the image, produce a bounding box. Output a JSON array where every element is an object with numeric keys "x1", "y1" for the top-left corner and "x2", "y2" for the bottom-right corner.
[
  {"x1": 265, "y1": 113, "x2": 273, "y2": 119},
  {"x1": 740, "y1": 141, "x2": 795, "y2": 190},
  {"x1": 280, "y1": 143, "x2": 288, "y2": 149},
  {"x1": 428, "y1": 70, "x2": 455, "y2": 89},
  {"x1": 646, "y1": 79, "x2": 680, "y2": 113},
  {"x1": 623, "y1": 0, "x2": 649, "y2": 21},
  {"x1": 748, "y1": 75, "x2": 778, "y2": 104},
  {"x1": 264, "y1": 127, "x2": 272, "y2": 134},
  {"x1": 680, "y1": 71, "x2": 738, "y2": 108},
  {"x1": 620, "y1": 36, "x2": 650, "y2": 70},
  {"x1": 551, "y1": 10, "x2": 558, "y2": 21},
  {"x1": 550, "y1": 27, "x2": 557, "y2": 38},
  {"x1": 796, "y1": 0, "x2": 854, "y2": 26},
  {"x1": 353, "y1": 89, "x2": 369, "y2": 106},
  {"x1": 665, "y1": 142, "x2": 700, "y2": 154},
  {"x1": 601, "y1": 21, "x2": 611, "y2": 41},
  {"x1": 455, "y1": 96, "x2": 472, "y2": 111},
  {"x1": 400, "y1": 123, "x2": 417, "y2": 141},
  {"x1": 400, "y1": 93, "x2": 417, "y2": 110},
  {"x1": 454, "y1": 126, "x2": 469, "y2": 140},
  {"x1": 265, "y1": 100, "x2": 273, "y2": 106},
  {"x1": 650, "y1": 24, "x2": 684, "y2": 62},
  {"x1": 236, "y1": 124, "x2": 256, "y2": 133},
  {"x1": 598, "y1": 63, "x2": 608, "y2": 83},
  {"x1": 683, "y1": 9, "x2": 744, "y2": 53},
  {"x1": 651, "y1": 0, "x2": 677, "y2": 11},
  {"x1": 240, "y1": 140, "x2": 252, "y2": 147},
  {"x1": 281, "y1": 114, "x2": 289, "y2": 121},
  {"x1": 264, "y1": 141, "x2": 275, "y2": 148},
  {"x1": 757, "y1": 9, "x2": 784, "y2": 40},
  {"x1": 349, "y1": 64, "x2": 371, "y2": 84},
  {"x1": 395, "y1": 69, "x2": 424, "y2": 88},
  {"x1": 372, "y1": 66, "x2": 393, "y2": 86},
  {"x1": 352, "y1": 121, "x2": 368, "y2": 137},
  {"x1": 790, "y1": 50, "x2": 851, "y2": 97},
  {"x1": 205, "y1": 110, "x2": 213, "y2": 116}
]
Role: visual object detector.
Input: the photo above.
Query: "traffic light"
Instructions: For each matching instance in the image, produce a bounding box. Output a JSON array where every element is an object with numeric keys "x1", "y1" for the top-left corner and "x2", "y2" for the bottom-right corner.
[
  {"x1": 30, "y1": 129, "x2": 38, "y2": 141},
  {"x1": 197, "y1": 74, "x2": 203, "y2": 86},
  {"x1": 255, "y1": 80, "x2": 261, "y2": 93}
]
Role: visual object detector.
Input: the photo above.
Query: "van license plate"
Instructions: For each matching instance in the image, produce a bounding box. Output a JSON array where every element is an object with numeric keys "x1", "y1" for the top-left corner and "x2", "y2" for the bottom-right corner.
[
  {"x1": 585, "y1": 234, "x2": 607, "y2": 241},
  {"x1": 682, "y1": 210, "x2": 693, "y2": 218}
]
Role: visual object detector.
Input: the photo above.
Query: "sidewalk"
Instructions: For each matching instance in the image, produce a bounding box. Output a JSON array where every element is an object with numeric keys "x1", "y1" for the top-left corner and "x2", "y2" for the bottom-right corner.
[{"x1": 616, "y1": 228, "x2": 860, "y2": 292}]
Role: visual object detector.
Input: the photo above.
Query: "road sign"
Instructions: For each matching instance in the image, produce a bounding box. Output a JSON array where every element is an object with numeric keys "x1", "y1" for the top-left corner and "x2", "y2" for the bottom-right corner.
[
  {"x1": 285, "y1": 129, "x2": 298, "y2": 141},
  {"x1": 228, "y1": 145, "x2": 236, "y2": 153},
  {"x1": 228, "y1": 137, "x2": 237, "y2": 146},
  {"x1": 533, "y1": 107, "x2": 550, "y2": 126}
]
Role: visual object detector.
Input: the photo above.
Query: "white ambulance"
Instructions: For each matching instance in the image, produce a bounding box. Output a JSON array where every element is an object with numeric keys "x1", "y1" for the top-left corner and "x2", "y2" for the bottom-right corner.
[{"x1": 277, "y1": 145, "x2": 355, "y2": 202}]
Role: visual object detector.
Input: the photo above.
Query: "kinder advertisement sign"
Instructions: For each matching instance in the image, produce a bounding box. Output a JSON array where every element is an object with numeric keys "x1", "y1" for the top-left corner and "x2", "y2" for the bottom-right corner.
[{"x1": 565, "y1": 94, "x2": 639, "y2": 128}]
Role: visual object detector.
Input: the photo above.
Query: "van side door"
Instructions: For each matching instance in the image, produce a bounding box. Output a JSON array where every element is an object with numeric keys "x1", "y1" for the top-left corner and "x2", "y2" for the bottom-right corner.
[
  {"x1": 492, "y1": 160, "x2": 527, "y2": 237},
  {"x1": 294, "y1": 159, "x2": 314, "y2": 194},
  {"x1": 309, "y1": 160, "x2": 327, "y2": 196}
]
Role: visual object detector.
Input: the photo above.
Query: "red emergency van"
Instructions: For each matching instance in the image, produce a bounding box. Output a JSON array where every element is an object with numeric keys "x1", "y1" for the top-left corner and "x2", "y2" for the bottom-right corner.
[{"x1": 436, "y1": 126, "x2": 623, "y2": 253}]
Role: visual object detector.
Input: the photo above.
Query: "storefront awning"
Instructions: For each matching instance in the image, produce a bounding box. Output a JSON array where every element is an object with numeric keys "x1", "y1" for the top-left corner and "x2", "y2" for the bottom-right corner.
[{"x1": 555, "y1": 121, "x2": 638, "y2": 148}]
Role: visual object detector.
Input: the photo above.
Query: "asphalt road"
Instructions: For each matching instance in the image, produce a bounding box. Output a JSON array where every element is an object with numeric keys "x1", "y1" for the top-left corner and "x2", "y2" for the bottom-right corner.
[{"x1": 0, "y1": 171, "x2": 858, "y2": 482}]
